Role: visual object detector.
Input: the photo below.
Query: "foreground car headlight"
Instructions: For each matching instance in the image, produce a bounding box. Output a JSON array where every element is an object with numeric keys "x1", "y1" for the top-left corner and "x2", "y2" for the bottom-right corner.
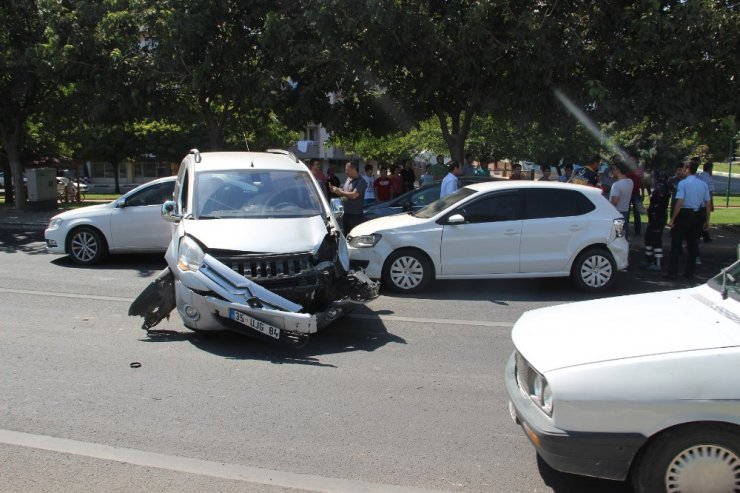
[
  {"x1": 348, "y1": 233, "x2": 382, "y2": 248},
  {"x1": 48, "y1": 217, "x2": 63, "y2": 229},
  {"x1": 516, "y1": 352, "x2": 554, "y2": 416},
  {"x1": 177, "y1": 236, "x2": 205, "y2": 272}
]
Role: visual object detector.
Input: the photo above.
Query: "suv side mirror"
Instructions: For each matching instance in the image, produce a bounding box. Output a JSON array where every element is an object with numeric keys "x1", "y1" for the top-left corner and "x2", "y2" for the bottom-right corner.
[
  {"x1": 161, "y1": 200, "x2": 182, "y2": 223},
  {"x1": 330, "y1": 198, "x2": 345, "y2": 219},
  {"x1": 447, "y1": 214, "x2": 465, "y2": 224}
]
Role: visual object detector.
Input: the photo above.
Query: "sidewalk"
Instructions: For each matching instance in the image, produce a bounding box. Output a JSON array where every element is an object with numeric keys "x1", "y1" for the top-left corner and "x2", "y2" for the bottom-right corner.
[{"x1": 0, "y1": 206, "x2": 61, "y2": 230}]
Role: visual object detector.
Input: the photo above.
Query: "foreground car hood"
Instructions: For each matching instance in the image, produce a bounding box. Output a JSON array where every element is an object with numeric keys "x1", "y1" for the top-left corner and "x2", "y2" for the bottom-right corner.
[
  {"x1": 184, "y1": 215, "x2": 328, "y2": 253},
  {"x1": 513, "y1": 284, "x2": 740, "y2": 373}
]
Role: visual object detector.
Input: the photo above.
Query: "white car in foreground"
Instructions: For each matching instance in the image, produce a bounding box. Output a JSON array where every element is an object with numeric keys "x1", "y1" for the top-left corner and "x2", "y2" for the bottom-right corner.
[
  {"x1": 348, "y1": 181, "x2": 629, "y2": 293},
  {"x1": 45, "y1": 176, "x2": 176, "y2": 265},
  {"x1": 506, "y1": 260, "x2": 740, "y2": 492}
]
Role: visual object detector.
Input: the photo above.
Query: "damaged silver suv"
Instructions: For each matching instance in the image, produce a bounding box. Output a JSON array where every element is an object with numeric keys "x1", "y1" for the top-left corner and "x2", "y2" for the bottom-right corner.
[{"x1": 129, "y1": 149, "x2": 379, "y2": 346}]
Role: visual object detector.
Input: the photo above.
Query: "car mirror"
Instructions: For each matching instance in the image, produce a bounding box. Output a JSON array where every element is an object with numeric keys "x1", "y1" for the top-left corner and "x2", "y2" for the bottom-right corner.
[
  {"x1": 330, "y1": 198, "x2": 344, "y2": 219},
  {"x1": 402, "y1": 201, "x2": 413, "y2": 212},
  {"x1": 447, "y1": 214, "x2": 465, "y2": 224},
  {"x1": 161, "y1": 200, "x2": 182, "y2": 223}
]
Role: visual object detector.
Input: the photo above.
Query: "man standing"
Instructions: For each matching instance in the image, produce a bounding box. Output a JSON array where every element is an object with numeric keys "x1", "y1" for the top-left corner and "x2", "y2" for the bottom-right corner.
[
  {"x1": 558, "y1": 163, "x2": 573, "y2": 182},
  {"x1": 609, "y1": 160, "x2": 634, "y2": 238},
  {"x1": 696, "y1": 161, "x2": 715, "y2": 242},
  {"x1": 641, "y1": 170, "x2": 670, "y2": 271},
  {"x1": 374, "y1": 165, "x2": 393, "y2": 202},
  {"x1": 509, "y1": 163, "x2": 524, "y2": 180},
  {"x1": 538, "y1": 164, "x2": 552, "y2": 181},
  {"x1": 309, "y1": 159, "x2": 327, "y2": 196},
  {"x1": 362, "y1": 163, "x2": 376, "y2": 206},
  {"x1": 570, "y1": 154, "x2": 601, "y2": 188},
  {"x1": 666, "y1": 160, "x2": 711, "y2": 280},
  {"x1": 440, "y1": 161, "x2": 462, "y2": 198},
  {"x1": 431, "y1": 155, "x2": 447, "y2": 181},
  {"x1": 331, "y1": 161, "x2": 367, "y2": 234},
  {"x1": 462, "y1": 153, "x2": 476, "y2": 177}
]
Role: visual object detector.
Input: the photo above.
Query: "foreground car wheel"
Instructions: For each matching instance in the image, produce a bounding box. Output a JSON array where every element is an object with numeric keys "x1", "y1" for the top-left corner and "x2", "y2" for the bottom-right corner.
[
  {"x1": 571, "y1": 247, "x2": 615, "y2": 292},
  {"x1": 68, "y1": 227, "x2": 107, "y2": 265},
  {"x1": 382, "y1": 248, "x2": 432, "y2": 293},
  {"x1": 631, "y1": 425, "x2": 740, "y2": 493}
]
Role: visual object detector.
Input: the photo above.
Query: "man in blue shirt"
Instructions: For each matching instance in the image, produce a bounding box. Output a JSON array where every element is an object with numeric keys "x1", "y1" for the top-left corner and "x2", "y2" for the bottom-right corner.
[
  {"x1": 440, "y1": 161, "x2": 461, "y2": 198},
  {"x1": 665, "y1": 160, "x2": 711, "y2": 279}
]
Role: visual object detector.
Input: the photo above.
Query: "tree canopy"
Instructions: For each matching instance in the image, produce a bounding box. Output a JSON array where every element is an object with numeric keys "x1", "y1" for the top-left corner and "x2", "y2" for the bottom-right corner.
[{"x1": 1, "y1": 0, "x2": 738, "y2": 208}]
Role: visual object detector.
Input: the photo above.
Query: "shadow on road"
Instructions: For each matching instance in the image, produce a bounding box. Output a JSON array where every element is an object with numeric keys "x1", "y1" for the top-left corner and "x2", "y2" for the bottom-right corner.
[
  {"x1": 139, "y1": 308, "x2": 405, "y2": 367},
  {"x1": 536, "y1": 454, "x2": 633, "y2": 493},
  {"x1": 50, "y1": 252, "x2": 167, "y2": 278},
  {"x1": 0, "y1": 229, "x2": 46, "y2": 254}
]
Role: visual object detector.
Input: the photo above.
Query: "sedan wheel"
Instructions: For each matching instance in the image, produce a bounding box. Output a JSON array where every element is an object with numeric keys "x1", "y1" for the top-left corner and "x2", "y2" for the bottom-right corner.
[
  {"x1": 632, "y1": 426, "x2": 740, "y2": 493},
  {"x1": 382, "y1": 249, "x2": 432, "y2": 293},
  {"x1": 571, "y1": 248, "x2": 615, "y2": 292},
  {"x1": 68, "y1": 227, "x2": 107, "y2": 265}
]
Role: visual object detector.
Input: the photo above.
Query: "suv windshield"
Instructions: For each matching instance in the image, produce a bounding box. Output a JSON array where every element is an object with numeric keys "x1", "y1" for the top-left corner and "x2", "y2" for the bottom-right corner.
[
  {"x1": 707, "y1": 259, "x2": 740, "y2": 302},
  {"x1": 195, "y1": 169, "x2": 324, "y2": 219},
  {"x1": 413, "y1": 187, "x2": 477, "y2": 219}
]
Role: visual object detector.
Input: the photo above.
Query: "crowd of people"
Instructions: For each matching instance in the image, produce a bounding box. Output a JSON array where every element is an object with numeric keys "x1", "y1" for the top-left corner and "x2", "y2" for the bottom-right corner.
[{"x1": 307, "y1": 154, "x2": 716, "y2": 280}]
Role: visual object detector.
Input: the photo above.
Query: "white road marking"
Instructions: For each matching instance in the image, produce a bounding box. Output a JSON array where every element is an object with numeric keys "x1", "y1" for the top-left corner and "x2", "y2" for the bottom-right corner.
[
  {"x1": 0, "y1": 429, "x2": 449, "y2": 493},
  {"x1": 0, "y1": 287, "x2": 515, "y2": 328}
]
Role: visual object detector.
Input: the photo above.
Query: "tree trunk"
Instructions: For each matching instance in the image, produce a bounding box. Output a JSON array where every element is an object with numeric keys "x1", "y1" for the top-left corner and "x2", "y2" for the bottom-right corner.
[
  {"x1": 0, "y1": 120, "x2": 27, "y2": 211},
  {"x1": 112, "y1": 159, "x2": 121, "y2": 195},
  {"x1": 438, "y1": 107, "x2": 476, "y2": 164}
]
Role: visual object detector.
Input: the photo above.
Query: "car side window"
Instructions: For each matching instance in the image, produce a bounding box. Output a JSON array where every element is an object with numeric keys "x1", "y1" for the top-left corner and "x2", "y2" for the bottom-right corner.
[
  {"x1": 524, "y1": 189, "x2": 595, "y2": 219},
  {"x1": 456, "y1": 191, "x2": 520, "y2": 223},
  {"x1": 412, "y1": 186, "x2": 441, "y2": 206},
  {"x1": 126, "y1": 181, "x2": 175, "y2": 207}
]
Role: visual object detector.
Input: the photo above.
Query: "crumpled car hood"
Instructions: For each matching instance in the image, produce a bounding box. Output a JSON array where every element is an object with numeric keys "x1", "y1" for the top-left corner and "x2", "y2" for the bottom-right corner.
[
  {"x1": 183, "y1": 215, "x2": 327, "y2": 253},
  {"x1": 512, "y1": 284, "x2": 740, "y2": 373}
]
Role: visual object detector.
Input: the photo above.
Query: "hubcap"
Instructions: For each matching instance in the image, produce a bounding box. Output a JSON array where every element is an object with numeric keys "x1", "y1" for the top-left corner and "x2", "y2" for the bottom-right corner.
[
  {"x1": 389, "y1": 256, "x2": 424, "y2": 290},
  {"x1": 580, "y1": 254, "x2": 612, "y2": 287},
  {"x1": 665, "y1": 444, "x2": 740, "y2": 493},
  {"x1": 71, "y1": 232, "x2": 98, "y2": 262}
]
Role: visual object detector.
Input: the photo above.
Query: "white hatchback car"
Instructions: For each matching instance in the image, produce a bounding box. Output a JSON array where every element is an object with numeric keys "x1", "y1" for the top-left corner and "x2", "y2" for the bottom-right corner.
[
  {"x1": 348, "y1": 181, "x2": 629, "y2": 293},
  {"x1": 506, "y1": 259, "x2": 740, "y2": 492},
  {"x1": 45, "y1": 176, "x2": 176, "y2": 265}
]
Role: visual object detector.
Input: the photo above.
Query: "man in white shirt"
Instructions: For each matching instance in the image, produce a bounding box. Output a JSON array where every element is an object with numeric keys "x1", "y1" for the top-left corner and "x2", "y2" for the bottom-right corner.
[
  {"x1": 609, "y1": 160, "x2": 634, "y2": 239},
  {"x1": 440, "y1": 161, "x2": 462, "y2": 198}
]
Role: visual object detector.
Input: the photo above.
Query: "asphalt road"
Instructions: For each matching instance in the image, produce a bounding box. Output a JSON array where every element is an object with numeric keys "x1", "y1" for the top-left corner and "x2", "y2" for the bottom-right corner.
[{"x1": 1, "y1": 228, "x2": 737, "y2": 493}]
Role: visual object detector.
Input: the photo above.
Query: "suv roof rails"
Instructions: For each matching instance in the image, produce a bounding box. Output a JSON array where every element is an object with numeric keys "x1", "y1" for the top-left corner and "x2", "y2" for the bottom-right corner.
[
  {"x1": 189, "y1": 148, "x2": 202, "y2": 163},
  {"x1": 266, "y1": 149, "x2": 299, "y2": 163}
]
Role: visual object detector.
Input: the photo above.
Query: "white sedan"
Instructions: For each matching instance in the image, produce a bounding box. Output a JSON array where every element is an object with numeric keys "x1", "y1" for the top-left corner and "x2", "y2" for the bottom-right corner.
[
  {"x1": 45, "y1": 176, "x2": 176, "y2": 265},
  {"x1": 348, "y1": 181, "x2": 629, "y2": 293},
  {"x1": 506, "y1": 258, "x2": 740, "y2": 492}
]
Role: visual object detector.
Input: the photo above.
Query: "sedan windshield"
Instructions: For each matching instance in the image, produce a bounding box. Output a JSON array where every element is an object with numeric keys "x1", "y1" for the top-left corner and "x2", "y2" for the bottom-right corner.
[
  {"x1": 195, "y1": 169, "x2": 324, "y2": 219},
  {"x1": 413, "y1": 187, "x2": 477, "y2": 219},
  {"x1": 707, "y1": 259, "x2": 740, "y2": 302}
]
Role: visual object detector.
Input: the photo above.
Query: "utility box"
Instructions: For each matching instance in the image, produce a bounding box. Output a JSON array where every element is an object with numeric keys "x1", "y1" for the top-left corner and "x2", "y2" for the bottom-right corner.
[{"x1": 26, "y1": 168, "x2": 57, "y2": 211}]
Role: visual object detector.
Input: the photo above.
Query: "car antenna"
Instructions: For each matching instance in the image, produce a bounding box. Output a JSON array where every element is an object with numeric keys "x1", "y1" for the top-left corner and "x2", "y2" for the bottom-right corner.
[{"x1": 243, "y1": 133, "x2": 254, "y2": 167}]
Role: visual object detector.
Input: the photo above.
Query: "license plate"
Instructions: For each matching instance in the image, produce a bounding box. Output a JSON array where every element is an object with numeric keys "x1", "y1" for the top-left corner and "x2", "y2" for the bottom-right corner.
[{"x1": 229, "y1": 309, "x2": 280, "y2": 339}]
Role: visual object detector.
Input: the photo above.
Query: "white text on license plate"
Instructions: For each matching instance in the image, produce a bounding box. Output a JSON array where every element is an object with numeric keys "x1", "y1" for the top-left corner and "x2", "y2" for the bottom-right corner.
[{"x1": 229, "y1": 309, "x2": 280, "y2": 339}]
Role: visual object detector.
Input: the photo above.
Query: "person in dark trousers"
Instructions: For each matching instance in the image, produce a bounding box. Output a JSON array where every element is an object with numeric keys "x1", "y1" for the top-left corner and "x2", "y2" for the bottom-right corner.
[
  {"x1": 665, "y1": 160, "x2": 711, "y2": 279},
  {"x1": 641, "y1": 170, "x2": 670, "y2": 271},
  {"x1": 330, "y1": 161, "x2": 366, "y2": 235}
]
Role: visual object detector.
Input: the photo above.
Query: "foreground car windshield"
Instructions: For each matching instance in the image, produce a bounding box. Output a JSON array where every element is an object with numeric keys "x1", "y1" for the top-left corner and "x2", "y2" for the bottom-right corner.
[
  {"x1": 707, "y1": 259, "x2": 740, "y2": 302},
  {"x1": 413, "y1": 187, "x2": 477, "y2": 218},
  {"x1": 195, "y1": 169, "x2": 324, "y2": 219}
]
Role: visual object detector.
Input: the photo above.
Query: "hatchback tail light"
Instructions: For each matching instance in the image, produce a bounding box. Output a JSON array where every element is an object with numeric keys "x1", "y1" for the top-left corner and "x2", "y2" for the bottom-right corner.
[{"x1": 613, "y1": 218, "x2": 626, "y2": 238}]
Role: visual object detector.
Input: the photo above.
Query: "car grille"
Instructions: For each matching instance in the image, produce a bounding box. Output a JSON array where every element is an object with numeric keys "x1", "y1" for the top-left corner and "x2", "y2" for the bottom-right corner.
[
  {"x1": 211, "y1": 251, "x2": 314, "y2": 281},
  {"x1": 515, "y1": 351, "x2": 536, "y2": 396}
]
